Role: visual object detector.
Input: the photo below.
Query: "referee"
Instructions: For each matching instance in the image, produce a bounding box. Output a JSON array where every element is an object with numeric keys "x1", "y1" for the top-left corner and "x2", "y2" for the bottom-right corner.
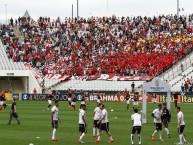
[{"x1": 7, "y1": 98, "x2": 20, "y2": 125}]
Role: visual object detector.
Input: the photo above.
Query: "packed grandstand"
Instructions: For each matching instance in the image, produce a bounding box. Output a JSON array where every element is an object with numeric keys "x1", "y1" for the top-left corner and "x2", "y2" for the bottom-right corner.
[{"x1": 0, "y1": 13, "x2": 193, "y2": 93}]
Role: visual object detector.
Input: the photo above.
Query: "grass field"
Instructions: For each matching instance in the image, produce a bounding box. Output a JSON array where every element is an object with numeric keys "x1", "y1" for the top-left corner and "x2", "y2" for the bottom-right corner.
[{"x1": 0, "y1": 101, "x2": 193, "y2": 145}]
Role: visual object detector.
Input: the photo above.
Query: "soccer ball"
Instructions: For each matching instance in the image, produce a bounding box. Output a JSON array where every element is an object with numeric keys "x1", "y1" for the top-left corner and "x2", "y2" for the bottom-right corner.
[
  {"x1": 111, "y1": 109, "x2": 114, "y2": 112},
  {"x1": 29, "y1": 143, "x2": 34, "y2": 145}
]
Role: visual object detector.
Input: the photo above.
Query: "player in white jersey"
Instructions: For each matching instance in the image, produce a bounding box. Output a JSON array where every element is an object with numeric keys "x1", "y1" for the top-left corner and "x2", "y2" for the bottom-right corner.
[
  {"x1": 51, "y1": 100, "x2": 61, "y2": 141},
  {"x1": 131, "y1": 108, "x2": 142, "y2": 145},
  {"x1": 176, "y1": 106, "x2": 187, "y2": 145},
  {"x1": 96, "y1": 104, "x2": 114, "y2": 143},
  {"x1": 152, "y1": 92, "x2": 157, "y2": 105},
  {"x1": 92, "y1": 103, "x2": 102, "y2": 137},
  {"x1": 151, "y1": 104, "x2": 164, "y2": 141},
  {"x1": 78, "y1": 104, "x2": 87, "y2": 144}
]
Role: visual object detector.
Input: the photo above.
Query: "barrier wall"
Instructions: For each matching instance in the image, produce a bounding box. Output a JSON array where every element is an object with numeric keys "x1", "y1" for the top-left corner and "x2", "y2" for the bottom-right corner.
[
  {"x1": 29, "y1": 71, "x2": 42, "y2": 93},
  {"x1": 21, "y1": 92, "x2": 193, "y2": 103}
]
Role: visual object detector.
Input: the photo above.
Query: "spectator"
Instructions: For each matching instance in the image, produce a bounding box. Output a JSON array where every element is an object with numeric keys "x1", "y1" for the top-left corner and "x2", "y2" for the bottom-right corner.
[
  {"x1": 181, "y1": 83, "x2": 184, "y2": 92},
  {"x1": 33, "y1": 88, "x2": 37, "y2": 94},
  {"x1": 0, "y1": 14, "x2": 192, "y2": 79},
  {"x1": 180, "y1": 64, "x2": 184, "y2": 72},
  {"x1": 131, "y1": 82, "x2": 135, "y2": 93},
  {"x1": 41, "y1": 80, "x2": 45, "y2": 94}
]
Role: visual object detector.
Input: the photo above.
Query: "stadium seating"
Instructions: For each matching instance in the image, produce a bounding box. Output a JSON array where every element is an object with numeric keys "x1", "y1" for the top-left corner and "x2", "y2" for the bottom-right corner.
[
  {"x1": 1, "y1": 14, "x2": 193, "y2": 91},
  {"x1": 43, "y1": 78, "x2": 61, "y2": 89},
  {"x1": 55, "y1": 79, "x2": 144, "y2": 91},
  {"x1": 2, "y1": 15, "x2": 193, "y2": 77},
  {"x1": 159, "y1": 51, "x2": 193, "y2": 91},
  {"x1": 0, "y1": 40, "x2": 26, "y2": 70}
]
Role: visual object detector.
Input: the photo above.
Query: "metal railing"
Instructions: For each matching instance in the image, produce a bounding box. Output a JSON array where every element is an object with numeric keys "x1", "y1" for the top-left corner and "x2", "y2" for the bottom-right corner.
[{"x1": 158, "y1": 48, "x2": 193, "y2": 83}]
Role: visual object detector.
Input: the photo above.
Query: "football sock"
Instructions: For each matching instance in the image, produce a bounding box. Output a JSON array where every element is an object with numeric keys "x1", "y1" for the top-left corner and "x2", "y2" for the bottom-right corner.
[
  {"x1": 164, "y1": 128, "x2": 169, "y2": 135},
  {"x1": 8, "y1": 117, "x2": 12, "y2": 124},
  {"x1": 179, "y1": 134, "x2": 183, "y2": 144},
  {"x1": 182, "y1": 134, "x2": 187, "y2": 142},
  {"x1": 52, "y1": 129, "x2": 56, "y2": 139},
  {"x1": 138, "y1": 134, "x2": 141, "y2": 143},
  {"x1": 3, "y1": 103, "x2": 7, "y2": 109},
  {"x1": 159, "y1": 131, "x2": 162, "y2": 139},
  {"x1": 93, "y1": 127, "x2": 96, "y2": 135},
  {"x1": 152, "y1": 130, "x2": 157, "y2": 136},
  {"x1": 109, "y1": 136, "x2": 113, "y2": 140},
  {"x1": 80, "y1": 133, "x2": 85, "y2": 140},
  {"x1": 16, "y1": 118, "x2": 20, "y2": 124},
  {"x1": 97, "y1": 129, "x2": 99, "y2": 136},
  {"x1": 48, "y1": 105, "x2": 51, "y2": 109},
  {"x1": 127, "y1": 105, "x2": 129, "y2": 110},
  {"x1": 131, "y1": 134, "x2": 134, "y2": 144},
  {"x1": 97, "y1": 135, "x2": 101, "y2": 140}
]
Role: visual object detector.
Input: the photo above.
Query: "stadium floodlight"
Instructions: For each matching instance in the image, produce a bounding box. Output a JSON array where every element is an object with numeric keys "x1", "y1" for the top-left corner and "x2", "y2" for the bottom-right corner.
[
  {"x1": 5, "y1": 4, "x2": 7, "y2": 25},
  {"x1": 106, "y1": 0, "x2": 109, "y2": 16},
  {"x1": 177, "y1": 0, "x2": 179, "y2": 18},
  {"x1": 72, "y1": 4, "x2": 73, "y2": 22},
  {"x1": 77, "y1": 0, "x2": 79, "y2": 20}
]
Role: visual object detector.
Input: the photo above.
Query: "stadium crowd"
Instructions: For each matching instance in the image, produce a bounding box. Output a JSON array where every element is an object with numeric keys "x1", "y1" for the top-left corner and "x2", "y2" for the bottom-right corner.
[
  {"x1": 181, "y1": 77, "x2": 193, "y2": 92},
  {"x1": 1, "y1": 14, "x2": 193, "y2": 77}
]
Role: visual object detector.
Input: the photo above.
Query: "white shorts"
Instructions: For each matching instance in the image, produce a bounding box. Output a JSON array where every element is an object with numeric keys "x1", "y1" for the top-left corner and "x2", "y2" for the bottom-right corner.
[
  {"x1": 68, "y1": 98, "x2": 72, "y2": 102},
  {"x1": 152, "y1": 98, "x2": 156, "y2": 103},
  {"x1": 0, "y1": 101, "x2": 3, "y2": 105},
  {"x1": 81, "y1": 101, "x2": 85, "y2": 105},
  {"x1": 133, "y1": 101, "x2": 138, "y2": 106},
  {"x1": 85, "y1": 97, "x2": 89, "y2": 101},
  {"x1": 97, "y1": 99, "x2": 101, "y2": 103},
  {"x1": 48, "y1": 100, "x2": 52, "y2": 104},
  {"x1": 71, "y1": 102, "x2": 76, "y2": 106},
  {"x1": 127, "y1": 100, "x2": 130, "y2": 104}
]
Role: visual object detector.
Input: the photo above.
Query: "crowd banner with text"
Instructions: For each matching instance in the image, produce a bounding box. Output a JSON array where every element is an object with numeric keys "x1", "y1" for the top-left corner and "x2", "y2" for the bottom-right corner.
[
  {"x1": 22, "y1": 92, "x2": 193, "y2": 103},
  {"x1": 158, "y1": 95, "x2": 181, "y2": 103},
  {"x1": 22, "y1": 93, "x2": 145, "y2": 102},
  {"x1": 22, "y1": 94, "x2": 68, "y2": 101},
  {"x1": 181, "y1": 94, "x2": 193, "y2": 103}
]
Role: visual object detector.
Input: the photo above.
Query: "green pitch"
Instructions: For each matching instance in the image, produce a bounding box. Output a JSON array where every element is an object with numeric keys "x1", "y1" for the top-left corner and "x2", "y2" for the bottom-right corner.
[{"x1": 0, "y1": 101, "x2": 192, "y2": 145}]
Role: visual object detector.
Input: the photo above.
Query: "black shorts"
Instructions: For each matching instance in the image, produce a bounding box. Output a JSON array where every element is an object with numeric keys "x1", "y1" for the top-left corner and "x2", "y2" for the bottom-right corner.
[
  {"x1": 93, "y1": 120, "x2": 100, "y2": 128},
  {"x1": 10, "y1": 110, "x2": 18, "y2": 118},
  {"x1": 79, "y1": 124, "x2": 87, "y2": 133},
  {"x1": 52, "y1": 120, "x2": 58, "y2": 129},
  {"x1": 178, "y1": 125, "x2": 185, "y2": 134},
  {"x1": 162, "y1": 119, "x2": 169, "y2": 128},
  {"x1": 132, "y1": 126, "x2": 142, "y2": 134},
  {"x1": 99, "y1": 122, "x2": 109, "y2": 132},
  {"x1": 155, "y1": 123, "x2": 162, "y2": 131}
]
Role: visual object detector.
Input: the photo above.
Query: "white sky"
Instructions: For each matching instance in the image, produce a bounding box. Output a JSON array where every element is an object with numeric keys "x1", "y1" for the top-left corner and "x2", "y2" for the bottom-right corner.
[{"x1": 0, "y1": 0, "x2": 192, "y2": 21}]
